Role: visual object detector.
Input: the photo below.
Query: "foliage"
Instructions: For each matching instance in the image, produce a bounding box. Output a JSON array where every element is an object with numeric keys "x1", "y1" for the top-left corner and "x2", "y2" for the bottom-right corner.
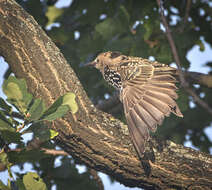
[
  {"x1": 0, "y1": 76, "x2": 83, "y2": 189},
  {"x1": 2, "y1": 0, "x2": 212, "y2": 189}
]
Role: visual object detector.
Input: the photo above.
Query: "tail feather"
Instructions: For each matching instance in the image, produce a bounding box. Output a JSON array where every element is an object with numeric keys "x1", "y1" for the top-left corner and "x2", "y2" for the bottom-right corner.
[
  {"x1": 138, "y1": 100, "x2": 165, "y2": 130},
  {"x1": 127, "y1": 121, "x2": 146, "y2": 157},
  {"x1": 133, "y1": 102, "x2": 158, "y2": 132},
  {"x1": 128, "y1": 108, "x2": 149, "y2": 140}
]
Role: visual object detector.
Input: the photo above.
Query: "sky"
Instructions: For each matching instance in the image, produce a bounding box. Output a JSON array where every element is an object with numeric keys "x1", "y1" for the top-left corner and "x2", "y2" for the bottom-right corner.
[{"x1": 0, "y1": 0, "x2": 212, "y2": 189}]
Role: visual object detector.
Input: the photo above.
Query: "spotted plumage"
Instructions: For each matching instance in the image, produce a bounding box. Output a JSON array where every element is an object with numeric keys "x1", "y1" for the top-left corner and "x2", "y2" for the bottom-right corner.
[
  {"x1": 88, "y1": 51, "x2": 183, "y2": 158},
  {"x1": 103, "y1": 65, "x2": 122, "y2": 89}
]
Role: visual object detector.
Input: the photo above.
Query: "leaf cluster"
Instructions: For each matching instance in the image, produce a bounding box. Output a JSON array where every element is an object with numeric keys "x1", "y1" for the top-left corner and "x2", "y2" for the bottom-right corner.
[{"x1": 0, "y1": 76, "x2": 83, "y2": 190}]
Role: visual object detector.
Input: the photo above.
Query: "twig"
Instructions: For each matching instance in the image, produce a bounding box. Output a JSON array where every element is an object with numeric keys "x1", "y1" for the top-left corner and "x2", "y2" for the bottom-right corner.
[
  {"x1": 185, "y1": 71, "x2": 212, "y2": 88},
  {"x1": 88, "y1": 168, "x2": 104, "y2": 190},
  {"x1": 9, "y1": 147, "x2": 69, "y2": 156},
  {"x1": 156, "y1": 0, "x2": 212, "y2": 116},
  {"x1": 6, "y1": 138, "x2": 69, "y2": 156},
  {"x1": 179, "y1": 0, "x2": 191, "y2": 32},
  {"x1": 0, "y1": 147, "x2": 68, "y2": 172},
  {"x1": 184, "y1": 0, "x2": 191, "y2": 25},
  {"x1": 40, "y1": 148, "x2": 69, "y2": 156}
]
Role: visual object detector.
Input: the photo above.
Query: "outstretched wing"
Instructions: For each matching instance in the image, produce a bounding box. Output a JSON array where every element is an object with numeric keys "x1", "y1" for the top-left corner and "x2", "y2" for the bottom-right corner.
[{"x1": 120, "y1": 63, "x2": 183, "y2": 157}]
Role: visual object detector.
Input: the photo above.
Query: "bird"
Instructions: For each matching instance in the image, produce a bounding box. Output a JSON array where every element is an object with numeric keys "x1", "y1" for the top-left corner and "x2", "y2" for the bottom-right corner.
[{"x1": 87, "y1": 51, "x2": 183, "y2": 158}]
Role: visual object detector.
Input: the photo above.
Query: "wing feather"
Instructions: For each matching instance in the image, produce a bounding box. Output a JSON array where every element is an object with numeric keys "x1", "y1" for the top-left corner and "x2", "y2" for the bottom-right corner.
[
  {"x1": 144, "y1": 85, "x2": 178, "y2": 99},
  {"x1": 120, "y1": 63, "x2": 183, "y2": 155},
  {"x1": 152, "y1": 74, "x2": 177, "y2": 82}
]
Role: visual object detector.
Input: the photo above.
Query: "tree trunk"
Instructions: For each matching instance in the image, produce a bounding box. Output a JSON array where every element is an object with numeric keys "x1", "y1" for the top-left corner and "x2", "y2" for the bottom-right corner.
[{"x1": 0, "y1": 0, "x2": 211, "y2": 189}]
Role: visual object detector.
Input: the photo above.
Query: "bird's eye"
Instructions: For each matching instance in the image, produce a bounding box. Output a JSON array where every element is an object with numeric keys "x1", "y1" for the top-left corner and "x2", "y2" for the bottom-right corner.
[{"x1": 96, "y1": 59, "x2": 99, "y2": 63}]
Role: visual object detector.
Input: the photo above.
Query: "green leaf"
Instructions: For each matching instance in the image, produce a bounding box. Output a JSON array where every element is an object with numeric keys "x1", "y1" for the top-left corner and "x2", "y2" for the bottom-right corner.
[
  {"x1": 62, "y1": 93, "x2": 78, "y2": 114},
  {"x1": 0, "y1": 152, "x2": 13, "y2": 178},
  {"x1": 23, "y1": 172, "x2": 47, "y2": 190},
  {"x1": 28, "y1": 99, "x2": 46, "y2": 122},
  {"x1": 0, "y1": 130, "x2": 22, "y2": 144},
  {"x1": 0, "y1": 118, "x2": 13, "y2": 131},
  {"x1": 41, "y1": 96, "x2": 62, "y2": 118},
  {"x1": 3, "y1": 81, "x2": 23, "y2": 100},
  {"x1": 119, "y1": 5, "x2": 130, "y2": 23},
  {"x1": 143, "y1": 20, "x2": 153, "y2": 40},
  {"x1": 42, "y1": 105, "x2": 69, "y2": 121},
  {"x1": 49, "y1": 129, "x2": 58, "y2": 139},
  {"x1": 177, "y1": 91, "x2": 189, "y2": 112},
  {"x1": 196, "y1": 39, "x2": 205, "y2": 51},
  {"x1": 0, "y1": 180, "x2": 10, "y2": 190},
  {"x1": 0, "y1": 98, "x2": 12, "y2": 113},
  {"x1": 2, "y1": 76, "x2": 32, "y2": 114},
  {"x1": 16, "y1": 178, "x2": 26, "y2": 190},
  {"x1": 0, "y1": 152, "x2": 9, "y2": 166},
  {"x1": 95, "y1": 18, "x2": 119, "y2": 40},
  {"x1": 25, "y1": 123, "x2": 58, "y2": 142},
  {"x1": 8, "y1": 149, "x2": 47, "y2": 164},
  {"x1": 46, "y1": 6, "x2": 64, "y2": 26},
  {"x1": 0, "y1": 113, "x2": 21, "y2": 144},
  {"x1": 42, "y1": 92, "x2": 78, "y2": 121}
]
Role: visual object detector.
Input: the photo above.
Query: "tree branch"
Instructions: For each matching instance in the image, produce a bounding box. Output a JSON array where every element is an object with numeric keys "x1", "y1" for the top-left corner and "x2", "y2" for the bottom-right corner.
[
  {"x1": 0, "y1": 0, "x2": 212, "y2": 189},
  {"x1": 156, "y1": 0, "x2": 212, "y2": 117},
  {"x1": 179, "y1": 0, "x2": 192, "y2": 32},
  {"x1": 0, "y1": 143, "x2": 69, "y2": 172},
  {"x1": 184, "y1": 0, "x2": 191, "y2": 25},
  {"x1": 185, "y1": 71, "x2": 212, "y2": 88},
  {"x1": 88, "y1": 168, "x2": 104, "y2": 190},
  {"x1": 8, "y1": 147, "x2": 69, "y2": 156}
]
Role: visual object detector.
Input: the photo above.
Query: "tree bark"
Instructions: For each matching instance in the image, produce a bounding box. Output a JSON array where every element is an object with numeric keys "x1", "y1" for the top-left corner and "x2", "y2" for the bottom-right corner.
[{"x1": 0, "y1": 0, "x2": 212, "y2": 189}]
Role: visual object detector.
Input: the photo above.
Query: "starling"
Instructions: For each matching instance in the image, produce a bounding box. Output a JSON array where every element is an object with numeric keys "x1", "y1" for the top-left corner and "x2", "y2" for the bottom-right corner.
[{"x1": 88, "y1": 51, "x2": 183, "y2": 157}]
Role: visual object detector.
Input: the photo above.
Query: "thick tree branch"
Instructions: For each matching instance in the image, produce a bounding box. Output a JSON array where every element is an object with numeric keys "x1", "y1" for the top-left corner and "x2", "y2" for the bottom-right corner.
[
  {"x1": 156, "y1": 0, "x2": 212, "y2": 117},
  {"x1": 0, "y1": 1, "x2": 212, "y2": 189}
]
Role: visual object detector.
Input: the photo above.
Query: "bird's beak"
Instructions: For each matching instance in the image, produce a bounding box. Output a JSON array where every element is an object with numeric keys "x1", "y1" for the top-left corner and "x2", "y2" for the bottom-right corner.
[
  {"x1": 84, "y1": 62, "x2": 93, "y2": 67},
  {"x1": 83, "y1": 61, "x2": 97, "y2": 67}
]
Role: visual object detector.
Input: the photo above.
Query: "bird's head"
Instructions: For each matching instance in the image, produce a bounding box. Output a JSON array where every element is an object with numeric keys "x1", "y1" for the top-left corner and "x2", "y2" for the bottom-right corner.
[{"x1": 86, "y1": 51, "x2": 124, "y2": 72}]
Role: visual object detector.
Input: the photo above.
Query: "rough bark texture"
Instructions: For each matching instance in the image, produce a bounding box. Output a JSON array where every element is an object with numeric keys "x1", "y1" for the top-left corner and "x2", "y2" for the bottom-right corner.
[{"x1": 0, "y1": 0, "x2": 212, "y2": 189}]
